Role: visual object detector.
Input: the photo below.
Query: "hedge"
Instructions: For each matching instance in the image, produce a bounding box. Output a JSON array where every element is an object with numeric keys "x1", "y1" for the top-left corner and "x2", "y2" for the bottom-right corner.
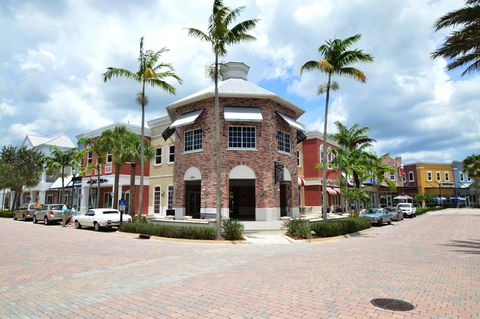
[
  {"x1": 119, "y1": 221, "x2": 216, "y2": 240},
  {"x1": 310, "y1": 218, "x2": 371, "y2": 238},
  {"x1": 284, "y1": 217, "x2": 371, "y2": 239},
  {"x1": 416, "y1": 206, "x2": 445, "y2": 215},
  {"x1": 0, "y1": 211, "x2": 14, "y2": 218}
]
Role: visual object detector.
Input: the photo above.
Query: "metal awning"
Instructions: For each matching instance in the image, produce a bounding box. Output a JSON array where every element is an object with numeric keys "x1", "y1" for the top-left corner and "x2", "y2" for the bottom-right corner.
[
  {"x1": 163, "y1": 109, "x2": 204, "y2": 141},
  {"x1": 224, "y1": 107, "x2": 263, "y2": 122},
  {"x1": 50, "y1": 175, "x2": 73, "y2": 189},
  {"x1": 170, "y1": 109, "x2": 204, "y2": 128},
  {"x1": 276, "y1": 112, "x2": 304, "y2": 131}
]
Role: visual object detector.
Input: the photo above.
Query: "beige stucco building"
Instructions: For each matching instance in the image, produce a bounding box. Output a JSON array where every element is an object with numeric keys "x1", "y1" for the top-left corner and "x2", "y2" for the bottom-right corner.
[{"x1": 147, "y1": 116, "x2": 175, "y2": 216}]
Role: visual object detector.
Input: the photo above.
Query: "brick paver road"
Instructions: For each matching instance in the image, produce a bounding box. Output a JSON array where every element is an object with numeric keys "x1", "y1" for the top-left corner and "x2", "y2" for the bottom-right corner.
[{"x1": 1, "y1": 208, "x2": 479, "y2": 319}]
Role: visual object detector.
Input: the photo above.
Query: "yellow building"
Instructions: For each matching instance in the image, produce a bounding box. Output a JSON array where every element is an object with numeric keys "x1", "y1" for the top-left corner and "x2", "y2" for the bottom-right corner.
[
  {"x1": 405, "y1": 163, "x2": 454, "y2": 198},
  {"x1": 147, "y1": 116, "x2": 175, "y2": 216}
]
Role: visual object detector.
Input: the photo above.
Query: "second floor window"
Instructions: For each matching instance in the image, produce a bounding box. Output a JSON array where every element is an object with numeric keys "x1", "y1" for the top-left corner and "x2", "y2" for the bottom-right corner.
[
  {"x1": 87, "y1": 151, "x2": 93, "y2": 165},
  {"x1": 427, "y1": 171, "x2": 432, "y2": 181},
  {"x1": 228, "y1": 126, "x2": 256, "y2": 149},
  {"x1": 169, "y1": 145, "x2": 175, "y2": 163},
  {"x1": 445, "y1": 172, "x2": 450, "y2": 181},
  {"x1": 277, "y1": 131, "x2": 291, "y2": 154},
  {"x1": 296, "y1": 150, "x2": 301, "y2": 167},
  {"x1": 408, "y1": 171, "x2": 414, "y2": 182},
  {"x1": 460, "y1": 173, "x2": 464, "y2": 182},
  {"x1": 107, "y1": 153, "x2": 112, "y2": 163},
  {"x1": 155, "y1": 147, "x2": 162, "y2": 165},
  {"x1": 436, "y1": 171, "x2": 441, "y2": 181},
  {"x1": 184, "y1": 129, "x2": 203, "y2": 152},
  {"x1": 389, "y1": 172, "x2": 395, "y2": 181}
]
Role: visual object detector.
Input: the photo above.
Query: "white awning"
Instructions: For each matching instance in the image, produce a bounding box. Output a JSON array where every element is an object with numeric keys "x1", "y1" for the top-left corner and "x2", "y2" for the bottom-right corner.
[
  {"x1": 170, "y1": 109, "x2": 204, "y2": 128},
  {"x1": 50, "y1": 175, "x2": 73, "y2": 189},
  {"x1": 224, "y1": 107, "x2": 263, "y2": 122},
  {"x1": 277, "y1": 112, "x2": 304, "y2": 131}
]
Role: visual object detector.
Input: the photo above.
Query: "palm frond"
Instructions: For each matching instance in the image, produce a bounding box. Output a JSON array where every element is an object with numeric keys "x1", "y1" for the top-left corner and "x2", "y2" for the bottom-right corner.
[
  {"x1": 300, "y1": 60, "x2": 320, "y2": 74},
  {"x1": 103, "y1": 68, "x2": 140, "y2": 83},
  {"x1": 336, "y1": 67, "x2": 367, "y2": 82},
  {"x1": 225, "y1": 6, "x2": 245, "y2": 25},
  {"x1": 434, "y1": 5, "x2": 480, "y2": 30},
  {"x1": 186, "y1": 28, "x2": 212, "y2": 43},
  {"x1": 145, "y1": 78, "x2": 177, "y2": 95}
]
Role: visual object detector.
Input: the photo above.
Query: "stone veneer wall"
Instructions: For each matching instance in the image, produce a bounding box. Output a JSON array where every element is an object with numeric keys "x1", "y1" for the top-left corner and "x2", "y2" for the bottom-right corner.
[{"x1": 172, "y1": 97, "x2": 299, "y2": 220}]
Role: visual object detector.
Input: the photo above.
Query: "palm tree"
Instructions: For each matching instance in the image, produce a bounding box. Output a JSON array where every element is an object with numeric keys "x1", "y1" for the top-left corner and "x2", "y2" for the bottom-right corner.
[
  {"x1": 100, "y1": 126, "x2": 131, "y2": 210},
  {"x1": 187, "y1": 0, "x2": 258, "y2": 237},
  {"x1": 432, "y1": 0, "x2": 480, "y2": 75},
  {"x1": 300, "y1": 34, "x2": 373, "y2": 221},
  {"x1": 122, "y1": 131, "x2": 154, "y2": 217},
  {"x1": 103, "y1": 37, "x2": 182, "y2": 218},
  {"x1": 463, "y1": 153, "x2": 480, "y2": 204},
  {"x1": 44, "y1": 146, "x2": 79, "y2": 204},
  {"x1": 78, "y1": 135, "x2": 110, "y2": 208}
]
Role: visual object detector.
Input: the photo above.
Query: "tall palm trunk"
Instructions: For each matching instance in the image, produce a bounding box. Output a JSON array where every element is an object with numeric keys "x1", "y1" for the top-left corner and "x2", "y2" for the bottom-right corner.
[
  {"x1": 138, "y1": 78, "x2": 146, "y2": 221},
  {"x1": 214, "y1": 53, "x2": 222, "y2": 238},
  {"x1": 129, "y1": 162, "x2": 136, "y2": 215},
  {"x1": 321, "y1": 72, "x2": 332, "y2": 221},
  {"x1": 96, "y1": 162, "x2": 101, "y2": 208},
  {"x1": 113, "y1": 164, "x2": 120, "y2": 209}
]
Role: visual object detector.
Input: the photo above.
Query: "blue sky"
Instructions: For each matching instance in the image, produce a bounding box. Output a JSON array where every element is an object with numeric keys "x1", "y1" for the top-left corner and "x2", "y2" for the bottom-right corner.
[{"x1": 0, "y1": 0, "x2": 479, "y2": 163}]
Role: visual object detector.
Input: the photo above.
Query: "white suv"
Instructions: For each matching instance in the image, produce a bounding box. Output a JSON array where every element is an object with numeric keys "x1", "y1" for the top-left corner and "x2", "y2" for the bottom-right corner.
[{"x1": 396, "y1": 203, "x2": 416, "y2": 218}]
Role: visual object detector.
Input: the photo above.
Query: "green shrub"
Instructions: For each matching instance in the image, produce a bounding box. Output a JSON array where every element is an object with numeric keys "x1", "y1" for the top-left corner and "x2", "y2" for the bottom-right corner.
[
  {"x1": 119, "y1": 222, "x2": 216, "y2": 240},
  {"x1": 283, "y1": 219, "x2": 311, "y2": 239},
  {"x1": 222, "y1": 219, "x2": 244, "y2": 240},
  {"x1": 310, "y1": 217, "x2": 371, "y2": 238},
  {"x1": 416, "y1": 206, "x2": 446, "y2": 215},
  {"x1": 0, "y1": 211, "x2": 14, "y2": 218}
]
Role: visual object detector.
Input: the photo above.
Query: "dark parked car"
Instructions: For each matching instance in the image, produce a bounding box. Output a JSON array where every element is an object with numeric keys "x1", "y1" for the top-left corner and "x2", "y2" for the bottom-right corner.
[{"x1": 385, "y1": 206, "x2": 403, "y2": 221}]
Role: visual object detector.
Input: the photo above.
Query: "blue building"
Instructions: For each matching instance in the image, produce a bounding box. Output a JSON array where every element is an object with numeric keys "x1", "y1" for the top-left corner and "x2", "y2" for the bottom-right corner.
[{"x1": 452, "y1": 161, "x2": 476, "y2": 206}]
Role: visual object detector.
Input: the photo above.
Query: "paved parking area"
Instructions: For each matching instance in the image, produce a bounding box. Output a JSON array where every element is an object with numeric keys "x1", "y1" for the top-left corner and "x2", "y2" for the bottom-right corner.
[{"x1": 0, "y1": 208, "x2": 479, "y2": 318}]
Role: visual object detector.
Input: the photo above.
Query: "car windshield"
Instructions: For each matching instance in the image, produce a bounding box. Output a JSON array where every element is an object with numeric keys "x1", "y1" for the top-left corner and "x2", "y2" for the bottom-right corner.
[
  {"x1": 102, "y1": 211, "x2": 119, "y2": 214},
  {"x1": 398, "y1": 204, "x2": 410, "y2": 208},
  {"x1": 51, "y1": 205, "x2": 63, "y2": 210},
  {"x1": 366, "y1": 208, "x2": 383, "y2": 214}
]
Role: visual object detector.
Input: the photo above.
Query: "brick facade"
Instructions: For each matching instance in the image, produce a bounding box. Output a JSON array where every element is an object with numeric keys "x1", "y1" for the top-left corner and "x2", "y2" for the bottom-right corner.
[{"x1": 172, "y1": 97, "x2": 300, "y2": 221}]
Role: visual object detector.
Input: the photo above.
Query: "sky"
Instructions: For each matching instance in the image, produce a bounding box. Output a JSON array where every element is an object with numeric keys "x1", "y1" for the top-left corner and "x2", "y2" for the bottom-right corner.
[{"x1": 0, "y1": 0, "x2": 479, "y2": 164}]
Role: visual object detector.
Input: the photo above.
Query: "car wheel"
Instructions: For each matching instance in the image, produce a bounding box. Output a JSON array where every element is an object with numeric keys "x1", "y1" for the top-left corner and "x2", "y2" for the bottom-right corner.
[
  {"x1": 33, "y1": 216, "x2": 37, "y2": 224},
  {"x1": 44, "y1": 216, "x2": 49, "y2": 225},
  {"x1": 94, "y1": 222, "x2": 100, "y2": 231},
  {"x1": 388, "y1": 220, "x2": 392, "y2": 225},
  {"x1": 22, "y1": 215, "x2": 26, "y2": 221},
  {"x1": 75, "y1": 220, "x2": 82, "y2": 229},
  {"x1": 378, "y1": 219, "x2": 383, "y2": 226}
]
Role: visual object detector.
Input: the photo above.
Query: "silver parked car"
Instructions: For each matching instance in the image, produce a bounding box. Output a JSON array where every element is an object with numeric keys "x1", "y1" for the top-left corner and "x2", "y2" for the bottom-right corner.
[
  {"x1": 385, "y1": 206, "x2": 403, "y2": 221},
  {"x1": 33, "y1": 204, "x2": 66, "y2": 225}
]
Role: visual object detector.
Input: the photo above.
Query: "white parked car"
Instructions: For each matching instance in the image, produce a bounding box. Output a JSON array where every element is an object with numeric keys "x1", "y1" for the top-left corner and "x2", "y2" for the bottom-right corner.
[
  {"x1": 74, "y1": 209, "x2": 132, "y2": 231},
  {"x1": 396, "y1": 203, "x2": 416, "y2": 218}
]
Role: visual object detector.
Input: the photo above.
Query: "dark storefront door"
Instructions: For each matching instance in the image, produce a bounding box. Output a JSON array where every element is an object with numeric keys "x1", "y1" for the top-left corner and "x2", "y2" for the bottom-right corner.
[
  {"x1": 280, "y1": 183, "x2": 290, "y2": 217},
  {"x1": 185, "y1": 181, "x2": 201, "y2": 218},
  {"x1": 229, "y1": 179, "x2": 255, "y2": 220}
]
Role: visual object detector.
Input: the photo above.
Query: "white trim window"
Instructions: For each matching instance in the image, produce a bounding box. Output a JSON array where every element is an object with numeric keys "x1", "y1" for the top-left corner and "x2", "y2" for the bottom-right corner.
[
  {"x1": 168, "y1": 145, "x2": 175, "y2": 163},
  {"x1": 460, "y1": 173, "x2": 464, "y2": 182},
  {"x1": 445, "y1": 171, "x2": 450, "y2": 181},
  {"x1": 87, "y1": 151, "x2": 93, "y2": 165},
  {"x1": 228, "y1": 126, "x2": 256, "y2": 149},
  {"x1": 155, "y1": 147, "x2": 162, "y2": 165},
  {"x1": 436, "y1": 171, "x2": 441, "y2": 181},
  {"x1": 167, "y1": 185, "x2": 174, "y2": 210},
  {"x1": 296, "y1": 150, "x2": 301, "y2": 167},
  {"x1": 277, "y1": 131, "x2": 291, "y2": 154},
  {"x1": 408, "y1": 171, "x2": 415, "y2": 182},
  {"x1": 107, "y1": 153, "x2": 113, "y2": 163},
  {"x1": 467, "y1": 175, "x2": 471, "y2": 182},
  {"x1": 154, "y1": 186, "x2": 161, "y2": 214},
  {"x1": 320, "y1": 145, "x2": 324, "y2": 163},
  {"x1": 427, "y1": 171, "x2": 432, "y2": 181},
  {"x1": 389, "y1": 172, "x2": 395, "y2": 181},
  {"x1": 184, "y1": 129, "x2": 203, "y2": 152},
  {"x1": 327, "y1": 147, "x2": 333, "y2": 162}
]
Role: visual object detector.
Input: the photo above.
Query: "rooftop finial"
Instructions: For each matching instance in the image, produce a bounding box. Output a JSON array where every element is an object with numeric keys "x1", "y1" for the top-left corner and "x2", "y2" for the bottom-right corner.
[{"x1": 220, "y1": 62, "x2": 250, "y2": 81}]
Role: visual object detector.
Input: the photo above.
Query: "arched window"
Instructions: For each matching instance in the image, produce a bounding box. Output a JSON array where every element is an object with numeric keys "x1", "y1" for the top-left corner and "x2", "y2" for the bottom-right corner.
[
  {"x1": 154, "y1": 186, "x2": 161, "y2": 214},
  {"x1": 408, "y1": 171, "x2": 415, "y2": 182},
  {"x1": 320, "y1": 145, "x2": 324, "y2": 163},
  {"x1": 327, "y1": 147, "x2": 332, "y2": 162}
]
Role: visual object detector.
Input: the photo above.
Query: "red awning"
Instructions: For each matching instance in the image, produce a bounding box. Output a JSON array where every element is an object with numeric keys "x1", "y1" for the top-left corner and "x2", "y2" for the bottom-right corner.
[{"x1": 298, "y1": 176, "x2": 305, "y2": 186}]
